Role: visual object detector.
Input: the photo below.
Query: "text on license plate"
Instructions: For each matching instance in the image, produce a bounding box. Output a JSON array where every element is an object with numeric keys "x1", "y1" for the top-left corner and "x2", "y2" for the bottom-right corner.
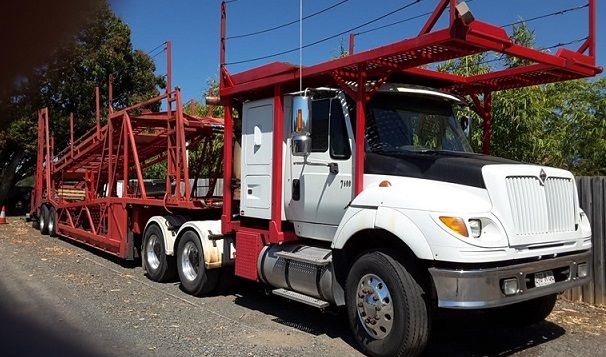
[{"x1": 534, "y1": 270, "x2": 555, "y2": 287}]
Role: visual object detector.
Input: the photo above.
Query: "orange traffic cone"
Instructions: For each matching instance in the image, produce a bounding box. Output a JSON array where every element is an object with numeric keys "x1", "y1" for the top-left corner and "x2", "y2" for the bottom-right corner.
[{"x1": 0, "y1": 206, "x2": 7, "y2": 224}]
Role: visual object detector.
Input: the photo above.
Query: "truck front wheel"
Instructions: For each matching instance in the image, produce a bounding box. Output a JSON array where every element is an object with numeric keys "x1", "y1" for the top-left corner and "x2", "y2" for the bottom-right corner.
[
  {"x1": 176, "y1": 231, "x2": 218, "y2": 296},
  {"x1": 346, "y1": 251, "x2": 430, "y2": 357}
]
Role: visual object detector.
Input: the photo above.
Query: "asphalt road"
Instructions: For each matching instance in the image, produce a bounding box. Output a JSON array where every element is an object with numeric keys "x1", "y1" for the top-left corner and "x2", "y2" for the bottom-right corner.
[{"x1": 1, "y1": 217, "x2": 605, "y2": 357}]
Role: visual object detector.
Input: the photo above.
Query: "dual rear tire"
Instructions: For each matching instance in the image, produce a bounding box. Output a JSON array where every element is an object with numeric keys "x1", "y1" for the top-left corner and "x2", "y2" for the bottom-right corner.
[
  {"x1": 142, "y1": 225, "x2": 225, "y2": 296},
  {"x1": 142, "y1": 224, "x2": 176, "y2": 282},
  {"x1": 38, "y1": 205, "x2": 57, "y2": 237},
  {"x1": 176, "y1": 231, "x2": 219, "y2": 296}
]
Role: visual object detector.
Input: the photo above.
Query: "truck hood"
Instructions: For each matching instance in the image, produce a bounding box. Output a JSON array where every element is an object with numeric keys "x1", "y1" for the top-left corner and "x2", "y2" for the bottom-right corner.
[{"x1": 365, "y1": 151, "x2": 517, "y2": 189}]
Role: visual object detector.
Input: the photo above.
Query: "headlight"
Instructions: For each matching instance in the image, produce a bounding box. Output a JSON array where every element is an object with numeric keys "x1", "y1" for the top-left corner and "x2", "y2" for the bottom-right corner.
[
  {"x1": 468, "y1": 219, "x2": 482, "y2": 238},
  {"x1": 434, "y1": 213, "x2": 506, "y2": 247}
]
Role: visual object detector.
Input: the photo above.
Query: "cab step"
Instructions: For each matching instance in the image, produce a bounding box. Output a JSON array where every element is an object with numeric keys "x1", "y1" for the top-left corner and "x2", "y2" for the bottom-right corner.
[
  {"x1": 272, "y1": 288, "x2": 330, "y2": 309},
  {"x1": 274, "y1": 249, "x2": 331, "y2": 266}
]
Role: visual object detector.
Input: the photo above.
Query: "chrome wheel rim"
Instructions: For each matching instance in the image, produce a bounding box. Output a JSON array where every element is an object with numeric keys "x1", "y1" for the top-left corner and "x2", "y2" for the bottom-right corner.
[
  {"x1": 181, "y1": 241, "x2": 200, "y2": 282},
  {"x1": 145, "y1": 234, "x2": 161, "y2": 270},
  {"x1": 39, "y1": 213, "x2": 45, "y2": 230},
  {"x1": 356, "y1": 274, "x2": 394, "y2": 339}
]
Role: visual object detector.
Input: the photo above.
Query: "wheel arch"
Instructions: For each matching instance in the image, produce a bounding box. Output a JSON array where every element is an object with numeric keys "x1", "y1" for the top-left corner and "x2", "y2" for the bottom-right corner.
[
  {"x1": 144, "y1": 215, "x2": 189, "y2": 256},
  {"x1": 174, "y1": 220, "x2": 232, "y2": 270},
  {"x1": 332, "y1": 206, "x2": 434, "y2": 260},
  {"x1": 331, "y1": 207, "x2": 435, "y2": 305}
]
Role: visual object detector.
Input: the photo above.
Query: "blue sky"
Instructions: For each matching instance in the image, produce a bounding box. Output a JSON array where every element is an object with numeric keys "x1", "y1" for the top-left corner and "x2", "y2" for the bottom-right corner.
[{"x1": 112, "y1": 0, "x2": 605, "y2": 103}]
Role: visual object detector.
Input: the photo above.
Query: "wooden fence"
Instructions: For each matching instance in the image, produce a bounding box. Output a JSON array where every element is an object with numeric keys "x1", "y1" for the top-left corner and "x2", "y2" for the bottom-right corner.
[{"x1": 562, "y1": 176, "x2": 606, "y2": 305}]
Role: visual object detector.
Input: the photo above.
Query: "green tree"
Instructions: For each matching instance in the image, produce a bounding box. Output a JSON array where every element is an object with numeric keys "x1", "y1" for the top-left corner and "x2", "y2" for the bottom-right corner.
[{"x1": 0, "y1": 1, "x2": 164, "y2": 205}]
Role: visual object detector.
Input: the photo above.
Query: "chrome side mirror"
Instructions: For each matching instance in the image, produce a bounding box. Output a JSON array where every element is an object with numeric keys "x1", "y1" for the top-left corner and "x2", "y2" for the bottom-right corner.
[
  {"x1": 291, "y1": 134, "x2": 312, "y2": 157},
  {"x1": 291, "y1": 95, "x2": 312, "y2": 157},
  {"x1": 292, "y1": 96, "x2": 312, "y2": 135}
]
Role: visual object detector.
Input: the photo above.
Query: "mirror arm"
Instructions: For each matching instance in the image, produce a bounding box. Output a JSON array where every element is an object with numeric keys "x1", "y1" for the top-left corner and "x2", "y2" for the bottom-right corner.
[{"x1": 293, "y1": 160, "x2": 339, "y2": 175}]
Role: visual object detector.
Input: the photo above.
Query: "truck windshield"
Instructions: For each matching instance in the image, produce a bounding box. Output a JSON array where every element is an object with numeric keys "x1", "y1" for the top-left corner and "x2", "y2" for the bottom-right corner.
[{"x1": 364, "y1": 93, "x2": 472, "y2": 154}]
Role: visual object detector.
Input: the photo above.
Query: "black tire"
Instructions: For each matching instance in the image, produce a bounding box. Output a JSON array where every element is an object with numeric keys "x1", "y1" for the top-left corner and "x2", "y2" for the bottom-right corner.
[
  {"x1": 142, "y1": 224, "x2": 176, "y2": 282},
  {"x1": 346, "y1": 251, "x2": 430, "y2": 357},
  {"x1": 176, "y1": 231, "x2": 219, "y2": 296},
  {"x1": 493, "y1": 293, "x2": 557, "y2": 326},
  {"x1": 39, "y1": 205, "x2": 50, "y2": 235},
  {"x1": 48, "y1": 207, "x2": 58, "y2": 237}
]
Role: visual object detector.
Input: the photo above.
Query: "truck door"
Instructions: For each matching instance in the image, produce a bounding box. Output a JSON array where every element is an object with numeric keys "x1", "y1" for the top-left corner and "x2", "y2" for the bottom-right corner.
[{"x1": 286, "y1": 94, "x2": 354, "y2": 238}]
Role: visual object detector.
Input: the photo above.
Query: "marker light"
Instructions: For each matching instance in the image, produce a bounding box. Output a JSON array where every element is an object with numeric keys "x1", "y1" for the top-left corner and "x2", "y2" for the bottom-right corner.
[
  {"x1": 501, "y1": 278, "x2": 518, "y2": 296},
  {"x1": 439, "y1": 216, "x2": 469, "y2": 237},
  {"x1": 578, "y1": 263, "x2": 588, "y2": 278},
  {"x1": 379, "y1": 180, "x2": 391, "y2": 187},
  {"x1": 296, "y1": 109, "x2": 303, "y2": 132}
]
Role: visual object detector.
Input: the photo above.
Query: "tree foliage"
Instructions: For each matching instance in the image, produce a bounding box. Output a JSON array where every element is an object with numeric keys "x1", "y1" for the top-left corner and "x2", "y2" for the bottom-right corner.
[
  {"x1": 0, "y1": 1, "x2": 164, "y2": 204},
  {"x1": 438, "y1": 23, "x2": 605, "y2": 175}
]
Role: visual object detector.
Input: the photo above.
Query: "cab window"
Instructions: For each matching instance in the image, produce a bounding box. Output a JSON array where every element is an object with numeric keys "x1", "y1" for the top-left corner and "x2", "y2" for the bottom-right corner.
[
  {"x1": 329, "y1": 99, "x2": 351, "y2": 159},
  {"x1": 311, "y1": 97, "x2": 351, "y2": 159},
  {"x1": 311, "y1": 99, "x2": 329, "y2": 152}
]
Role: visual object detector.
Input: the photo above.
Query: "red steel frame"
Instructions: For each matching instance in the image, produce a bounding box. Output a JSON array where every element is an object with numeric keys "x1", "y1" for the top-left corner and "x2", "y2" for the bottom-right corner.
[
  {"x1": 218, "y1": 0, "x2": 602, "y2": 259},
  {"x1": 31, "y1": 42, "x2": 224, "y2": 258}
]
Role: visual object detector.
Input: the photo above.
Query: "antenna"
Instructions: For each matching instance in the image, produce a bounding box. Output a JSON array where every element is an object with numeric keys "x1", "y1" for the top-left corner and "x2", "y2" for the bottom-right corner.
[{"x1": 299, "y1": 0, "x2": 303, "y2": 93}]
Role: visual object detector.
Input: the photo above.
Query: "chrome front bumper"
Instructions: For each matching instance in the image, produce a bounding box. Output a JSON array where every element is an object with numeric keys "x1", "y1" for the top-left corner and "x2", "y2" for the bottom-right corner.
[{"x1": 429, "y1": 250, "x2": 592, "y2": 309}]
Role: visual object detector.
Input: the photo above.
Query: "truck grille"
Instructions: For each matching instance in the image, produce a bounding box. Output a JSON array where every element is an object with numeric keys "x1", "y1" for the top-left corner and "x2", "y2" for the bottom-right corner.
[{"x1": 505, "y1": 176, "x2": 576, "y2": 235}]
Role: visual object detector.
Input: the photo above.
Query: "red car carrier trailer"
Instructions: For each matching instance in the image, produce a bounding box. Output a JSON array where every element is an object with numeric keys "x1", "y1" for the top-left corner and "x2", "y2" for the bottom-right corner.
[{"x1": 31, "y1": 1, "x2": 602, "y2": 356}]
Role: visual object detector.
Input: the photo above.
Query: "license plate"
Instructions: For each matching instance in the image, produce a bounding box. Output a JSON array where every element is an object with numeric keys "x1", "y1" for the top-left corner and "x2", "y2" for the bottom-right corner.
[{"x1": 534, "y1": 270, "x2": 555, "y2": 287}]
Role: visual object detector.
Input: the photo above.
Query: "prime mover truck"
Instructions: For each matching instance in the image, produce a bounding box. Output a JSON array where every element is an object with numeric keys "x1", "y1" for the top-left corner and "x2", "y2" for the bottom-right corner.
[{"x1": 30, "y1": 1, "x2": 602, "y2": 356}]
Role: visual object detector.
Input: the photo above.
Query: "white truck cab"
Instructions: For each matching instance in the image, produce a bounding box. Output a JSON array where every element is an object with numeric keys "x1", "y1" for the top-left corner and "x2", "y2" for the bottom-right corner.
[{"x1": 238, "y1": 82, "x2": 591, "y2": 306}]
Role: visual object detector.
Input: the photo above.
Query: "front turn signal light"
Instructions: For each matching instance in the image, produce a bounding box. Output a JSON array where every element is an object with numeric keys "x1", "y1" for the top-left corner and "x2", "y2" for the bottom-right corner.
[{"x1": 439, "y1": 216, "x2": 469, "y2": 237}]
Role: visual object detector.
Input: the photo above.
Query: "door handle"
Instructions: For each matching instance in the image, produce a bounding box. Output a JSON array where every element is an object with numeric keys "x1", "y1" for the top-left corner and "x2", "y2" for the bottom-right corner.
[
  {"x1": 327, "y1": 163, "x2": 339, "y2": 174},
  {"x1": 292, "y1": 179, "x2": 300, "y2": 201}
]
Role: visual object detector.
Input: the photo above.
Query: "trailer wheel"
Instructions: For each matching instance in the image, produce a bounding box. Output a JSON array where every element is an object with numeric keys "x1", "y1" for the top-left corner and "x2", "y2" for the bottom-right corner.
[
  {"x1": 142, "y1": 224, "x2": 175, "y2": 282},
  {"x1": 176, "y1": 231, "x2": 218, "y2": 296},
  {"x1": 48, "y1": 207, "x2": 58, "y2": 237},
  {"x1": 39, "y1": 205, "x2": 50, "y2": 235},
  {"x1": 346, "y1": 251, "x2": 429, "y2": 357}
]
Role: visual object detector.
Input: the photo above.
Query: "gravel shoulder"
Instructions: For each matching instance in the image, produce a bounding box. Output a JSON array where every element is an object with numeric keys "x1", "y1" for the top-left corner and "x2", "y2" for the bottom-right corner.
[{"x1": 0, "y1": 217, "x2": 605, "y2": 356}]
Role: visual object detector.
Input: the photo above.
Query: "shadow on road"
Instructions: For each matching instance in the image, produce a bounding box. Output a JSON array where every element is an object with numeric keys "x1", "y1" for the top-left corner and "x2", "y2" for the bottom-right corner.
[
  {"x1": 0, "y1": 282, "x2": 107, "y2": 357},
  {"x1": 425, "y1": 311, "x2": 565, "y2": 356},
  {"x1": 233, "y1": 282, "x2": 354, "y2": 341},
  {"x1": 234, "y1": 282, "x2": 566, "y2": 356}
]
